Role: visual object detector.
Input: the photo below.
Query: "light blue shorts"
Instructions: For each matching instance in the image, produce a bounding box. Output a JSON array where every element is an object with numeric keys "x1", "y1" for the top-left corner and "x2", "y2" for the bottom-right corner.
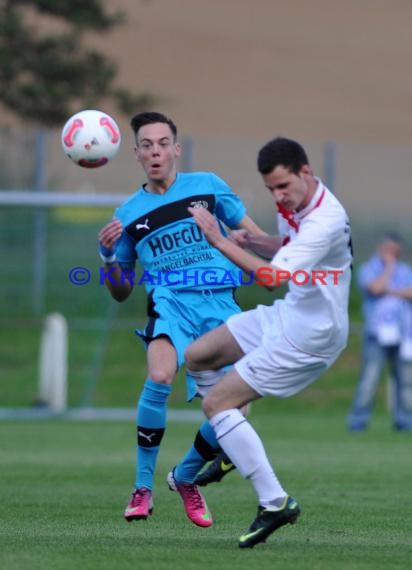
[{"x1": 136, "y1": 286, "x2": 240, "y2": 400}]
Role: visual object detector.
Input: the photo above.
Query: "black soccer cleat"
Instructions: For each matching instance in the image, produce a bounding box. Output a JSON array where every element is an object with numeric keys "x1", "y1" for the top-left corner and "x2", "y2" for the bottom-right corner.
[
  {"x1": 238, "y1": 496, "x2": 301, "y2": 549},
  {"x1": 194, "y1": 451, "x2": 236, "y2": 486}
]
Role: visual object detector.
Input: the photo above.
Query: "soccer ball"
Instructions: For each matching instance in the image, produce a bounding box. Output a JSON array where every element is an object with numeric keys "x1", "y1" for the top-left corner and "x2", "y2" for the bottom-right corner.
[{"x1": 61, "y1": 109, "x2": 121, "y2": 168}]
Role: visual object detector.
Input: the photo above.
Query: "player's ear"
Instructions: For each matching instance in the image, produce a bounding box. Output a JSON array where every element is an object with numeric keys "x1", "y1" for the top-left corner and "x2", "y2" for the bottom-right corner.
[
  {"x1": 174, "y1": 142, "x2": 182, "y2": 157},
  {"x1": 300, "y1": 164, "x2": 312, "y2": 177}
]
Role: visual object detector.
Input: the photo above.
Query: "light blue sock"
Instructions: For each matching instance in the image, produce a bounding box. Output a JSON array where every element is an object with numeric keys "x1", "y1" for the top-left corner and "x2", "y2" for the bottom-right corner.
[
  {"x1": 135, "y1": 379, "x2": 171, "y2": 490},
  {"x1": 175, "y1": 420, "x2": 220, "y2": 482}
]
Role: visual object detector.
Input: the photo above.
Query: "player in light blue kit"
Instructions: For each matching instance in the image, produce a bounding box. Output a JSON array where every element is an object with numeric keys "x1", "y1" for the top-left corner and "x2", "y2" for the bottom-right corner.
[{"x1": 98, "y1": 112, "x2": 265, "y2": 526}]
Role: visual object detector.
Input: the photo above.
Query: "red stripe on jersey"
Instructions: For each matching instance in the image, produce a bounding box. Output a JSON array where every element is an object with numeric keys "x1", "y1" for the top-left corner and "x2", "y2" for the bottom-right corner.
[
  {"x1": 277, "y1": 203, "x2": 299, "y2": 231},
  {"x1": 278, "y1": 186, "x2": 326, "y2": 242}
]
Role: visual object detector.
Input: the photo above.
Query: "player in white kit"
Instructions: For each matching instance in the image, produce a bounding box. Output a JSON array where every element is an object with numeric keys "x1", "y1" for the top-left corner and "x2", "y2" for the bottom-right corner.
[{"x1": 171, "y1": 137, "x2": 352, "y2": 548}]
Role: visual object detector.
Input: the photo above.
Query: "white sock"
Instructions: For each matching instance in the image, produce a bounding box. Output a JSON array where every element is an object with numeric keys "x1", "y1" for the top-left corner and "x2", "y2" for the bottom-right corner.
[
  {"x1": 209, "y1": 408, "x2": 287, "y2": 506},
  {"x1": 187, "y1": 368, "x2": 226, "y2": 397}
]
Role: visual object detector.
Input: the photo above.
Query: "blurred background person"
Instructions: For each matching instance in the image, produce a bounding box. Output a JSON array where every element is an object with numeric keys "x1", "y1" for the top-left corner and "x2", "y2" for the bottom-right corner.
[{"x1": 347, "y1": 233, "x2": 412, "y2": 431}]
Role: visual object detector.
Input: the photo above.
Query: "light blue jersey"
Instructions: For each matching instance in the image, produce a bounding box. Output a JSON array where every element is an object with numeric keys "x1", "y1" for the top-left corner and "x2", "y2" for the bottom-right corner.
[
  {"x1": 114, "y1": 171, "x2": 246, "y2": 292},
  {"x1": 110, "y1": 171, "x2": 247, "y2": 400}
]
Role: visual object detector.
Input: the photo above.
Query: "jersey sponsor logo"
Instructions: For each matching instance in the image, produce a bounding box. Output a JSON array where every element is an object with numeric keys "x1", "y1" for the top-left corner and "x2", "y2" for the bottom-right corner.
[
  {"x1": 136, "y1": 218, "x2": 150, "y2": 231},
  {"x1": 125, "y1": 194, "x2": 215, "y2": 244},
  {"x1": 160, "y1": 251, "x2": 215, "y2": 272},
  {"x1": 148, "y1": 225, "x2": 204, "y2": 257},
  {"x1": 190, "y1": 200, "x2": 209, "y2": 209}
]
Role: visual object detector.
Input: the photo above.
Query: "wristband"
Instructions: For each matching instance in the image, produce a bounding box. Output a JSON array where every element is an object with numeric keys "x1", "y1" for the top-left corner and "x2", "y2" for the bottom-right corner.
[{"x1": 98, "y1": 243, "x2": 117, "y2": 263}]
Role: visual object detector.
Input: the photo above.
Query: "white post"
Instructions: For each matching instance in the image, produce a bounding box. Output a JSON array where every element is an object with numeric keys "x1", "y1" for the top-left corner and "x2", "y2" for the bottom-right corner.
[
  {"x1": 386, "y1": 376, "x2": 393, "y2": 412},
  {"x1": 38, "y1": 313, "x2": 68, "y2": 413}
]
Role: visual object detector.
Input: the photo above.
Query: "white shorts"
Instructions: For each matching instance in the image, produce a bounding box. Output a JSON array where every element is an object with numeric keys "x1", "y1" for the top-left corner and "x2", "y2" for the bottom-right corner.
[{"x1": 226, "y1": 302, "x2": 341, "y2": 398}]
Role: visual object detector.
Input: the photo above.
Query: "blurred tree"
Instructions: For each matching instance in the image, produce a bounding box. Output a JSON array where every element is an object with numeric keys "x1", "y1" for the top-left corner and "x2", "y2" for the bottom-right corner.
[{"x1": 0, "y1": 0, "x2": 156, "y2": 125}]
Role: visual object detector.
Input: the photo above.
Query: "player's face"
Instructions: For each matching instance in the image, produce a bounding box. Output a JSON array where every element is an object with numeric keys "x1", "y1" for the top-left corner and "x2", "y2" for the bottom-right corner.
[
  {"x1": 262, "y1": 164, "x2": 315, "y2": 212},
  {"x1": 135, "y1": 123, "x2": 181, "y2": 184}
]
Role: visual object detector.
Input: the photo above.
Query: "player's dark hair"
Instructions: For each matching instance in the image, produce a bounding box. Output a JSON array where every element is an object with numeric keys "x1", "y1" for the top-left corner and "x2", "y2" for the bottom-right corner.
[
  {"x1": 257, "y1": 137, "x2": 309, "y2": 175},
  {"x1": 130, "y1": 112, "x2": 177, "y2": 141}
]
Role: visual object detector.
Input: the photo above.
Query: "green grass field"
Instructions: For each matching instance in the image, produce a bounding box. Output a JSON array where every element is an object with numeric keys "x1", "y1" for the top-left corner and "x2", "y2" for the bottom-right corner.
[{"x1": 1, "y1": 408, "x2": 411, "y2": 570}]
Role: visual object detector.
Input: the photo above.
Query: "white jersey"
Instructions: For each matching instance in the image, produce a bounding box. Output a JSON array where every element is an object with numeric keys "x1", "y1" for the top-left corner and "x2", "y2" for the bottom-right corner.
[{"x1": 271, "y1": 178, "x2": 352, "y2": 356}]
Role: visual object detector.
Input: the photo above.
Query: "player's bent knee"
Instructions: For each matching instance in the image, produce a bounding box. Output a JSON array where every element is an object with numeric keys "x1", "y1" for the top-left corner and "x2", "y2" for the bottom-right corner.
[
  {"x1": 201, "y1": 397, "x2": 213, "y2": 418},
  {"x1": 202, "y1": 393, "x2": 221, "y2": 418},
  {"x1": 184, "y1": 344, "x2": 199, "y2": 370},
  {"x1": 149, "y1": 369, "x2": 175, "y2": 385}
]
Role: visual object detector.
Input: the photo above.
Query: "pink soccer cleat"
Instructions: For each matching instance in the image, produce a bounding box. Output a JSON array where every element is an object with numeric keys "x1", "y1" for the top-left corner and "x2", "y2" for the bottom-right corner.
[
  {"x1": 124, "y1": 487, "x2": 153, "y2": 521},
  {"x1": 167, "y1": 467, "x2": 213, "y2": 528}
]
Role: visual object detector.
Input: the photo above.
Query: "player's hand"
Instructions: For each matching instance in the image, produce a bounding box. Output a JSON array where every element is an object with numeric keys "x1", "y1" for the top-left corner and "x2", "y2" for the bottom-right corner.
[
  {"x1": 98, "y1": 218, "x2": 123, "y2": 262},
  {"x1": 188, "y1": 206, "x2": 224, "y2": 247},
  {"x1": 228, "y1": 229, "x2": 250, "y2": 248},
  {"x1": 98, "y1": 218, "x2": 122, "y2": 248}
]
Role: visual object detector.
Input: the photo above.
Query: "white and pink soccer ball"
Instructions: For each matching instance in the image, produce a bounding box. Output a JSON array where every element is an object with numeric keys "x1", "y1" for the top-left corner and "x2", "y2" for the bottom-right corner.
[{"x1": 61, "y1": 109, "x2": 121, "y2": 168}]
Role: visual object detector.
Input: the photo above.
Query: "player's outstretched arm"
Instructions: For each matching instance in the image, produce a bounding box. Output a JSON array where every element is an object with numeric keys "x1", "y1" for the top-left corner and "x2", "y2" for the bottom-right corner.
[
  {"x1": 189, "y1": 207, "x2": 288, "y2": 290},
  {"x1": 231, "y1": 216, "x2": 283, "y2": 259}
]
